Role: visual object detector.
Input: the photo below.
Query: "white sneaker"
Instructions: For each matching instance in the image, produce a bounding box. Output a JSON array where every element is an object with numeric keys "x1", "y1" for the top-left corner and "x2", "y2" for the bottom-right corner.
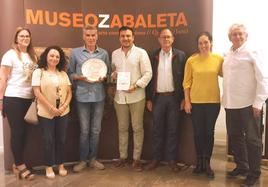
[
  {"x1": 73, "y1": 161, "x2": 87, "y2": 172},
  {"x1": 89, "y1": 159, "x2": 105, "y2": 170}
]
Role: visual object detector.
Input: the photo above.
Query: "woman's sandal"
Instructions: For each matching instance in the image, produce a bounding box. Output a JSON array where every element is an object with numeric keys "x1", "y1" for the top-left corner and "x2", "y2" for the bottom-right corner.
[
  {"x1": 12, "y1": 164, "x2": 19, "y2": 178},
  {"x1": 12, "y1": 164, "x2": 34, "y2": 180}
]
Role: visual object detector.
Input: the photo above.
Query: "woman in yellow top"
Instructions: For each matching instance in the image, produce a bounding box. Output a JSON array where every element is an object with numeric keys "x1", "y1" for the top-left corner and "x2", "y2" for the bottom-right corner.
[
  {"x1": 32, "y1": 46, "x2": 72, "y2": 179},
  {"x1": 183, "y1": 31, "x2": 223, "y2": 178}
]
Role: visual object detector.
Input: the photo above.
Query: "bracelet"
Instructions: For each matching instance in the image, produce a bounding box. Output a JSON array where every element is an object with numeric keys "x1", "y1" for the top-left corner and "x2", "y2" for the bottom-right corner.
[{"x1": 0, "y1": 99, "x2": 3, "y2": 104}]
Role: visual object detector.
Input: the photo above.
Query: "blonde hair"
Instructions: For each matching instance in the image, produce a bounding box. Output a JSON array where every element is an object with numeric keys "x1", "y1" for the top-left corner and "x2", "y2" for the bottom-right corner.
[{"x1": 12, "y1": 27, "x2": 37, "y2": 63}]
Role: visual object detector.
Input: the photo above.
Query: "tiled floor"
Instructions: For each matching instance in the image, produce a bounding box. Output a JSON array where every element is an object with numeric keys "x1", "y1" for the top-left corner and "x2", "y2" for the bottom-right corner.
[{"x1": 1, "y1": 145, "x2": 268, "y2": 187}]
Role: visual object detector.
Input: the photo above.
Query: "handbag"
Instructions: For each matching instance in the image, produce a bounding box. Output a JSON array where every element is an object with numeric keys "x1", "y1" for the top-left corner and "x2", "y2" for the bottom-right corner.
[
  {"x1": 24, "y1": 69, "x2": 43, "y2": 125},
  {"x1": 24, "y1": 99, "x2": 38, "y2": 125}
]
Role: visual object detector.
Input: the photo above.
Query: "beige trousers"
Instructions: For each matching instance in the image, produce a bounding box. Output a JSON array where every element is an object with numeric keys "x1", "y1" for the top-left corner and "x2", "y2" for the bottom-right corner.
[{"x1": 114, "y1": 99, "x2": 145, "y2": 160}]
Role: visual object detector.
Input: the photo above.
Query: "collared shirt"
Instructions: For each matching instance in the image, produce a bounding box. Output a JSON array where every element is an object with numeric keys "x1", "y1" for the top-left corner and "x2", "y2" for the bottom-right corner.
[
  {"x1": 222, "y1": 43, "x2": 268, "y2": 109},
  {"x1": 157, "y1": 49, "x2": 174, "y2": 92},
  {"x1": 112, "y1": 44, "x2": 152, "y2": 104},
  {"x1": 68, "y1": 46, "x2": 110, "y2": 102}
]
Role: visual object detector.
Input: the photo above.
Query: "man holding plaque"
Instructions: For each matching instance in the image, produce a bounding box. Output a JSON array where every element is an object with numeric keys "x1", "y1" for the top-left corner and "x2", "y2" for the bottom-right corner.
[
  {"x1": 145, "y1": 28, "x2": 186, "y2": 172},
  {"x1": 68, "y1": 25, "x2": 110, "y2": 172},
  {"x1": 111, "y1": 26, "x2": 152, "y2": 171}
]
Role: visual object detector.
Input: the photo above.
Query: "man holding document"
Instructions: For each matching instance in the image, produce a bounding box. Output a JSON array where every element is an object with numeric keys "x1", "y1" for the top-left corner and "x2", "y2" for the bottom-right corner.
[{"x1": 111, "y1": 26, "x2": 152, "y2": 171}]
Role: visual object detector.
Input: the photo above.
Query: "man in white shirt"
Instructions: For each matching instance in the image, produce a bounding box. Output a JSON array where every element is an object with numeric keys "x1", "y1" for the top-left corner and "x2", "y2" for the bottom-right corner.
[
  {"x1": 222, "y1": 23, "x2": 268, "y2": 187},
  {"x1": 111, "y1": 26, "x2": 152, "y2": 171}
]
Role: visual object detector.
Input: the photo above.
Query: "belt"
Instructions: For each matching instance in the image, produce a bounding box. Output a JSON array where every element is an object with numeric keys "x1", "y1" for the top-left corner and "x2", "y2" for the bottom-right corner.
[{"x1": 156, "y1": 92, "x2": 175, "y2": 96}]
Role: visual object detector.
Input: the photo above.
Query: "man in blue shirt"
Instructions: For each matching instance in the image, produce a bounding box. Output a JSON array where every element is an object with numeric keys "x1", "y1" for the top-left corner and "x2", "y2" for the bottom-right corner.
[{"x1": 68, "y1": 25, "x2": 110, "y2": 172}]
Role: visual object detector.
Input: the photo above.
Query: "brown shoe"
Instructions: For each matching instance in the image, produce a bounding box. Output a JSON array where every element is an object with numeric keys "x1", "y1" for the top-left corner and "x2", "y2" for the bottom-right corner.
[
  {"x1": 114, "y1": 159, "x2": 127, "y2": 168},
  {"x1": 132, "y1": 160, "x2": 143, "y2": 172},
  {"x1": 169, "y1": 160, "x2": 179, "y2": 172},
  {"x1": 145, "y1": 160, "x2": 159, "y2": 170}
]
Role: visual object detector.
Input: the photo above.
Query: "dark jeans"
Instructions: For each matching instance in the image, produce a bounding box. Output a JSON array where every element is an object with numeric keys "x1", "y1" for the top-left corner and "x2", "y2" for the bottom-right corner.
[
  {"x1": 152, "y1": 94, "x2": 180, "y2": 161},
  {"x1": 39, "y1": 114, "x2": 69, "y2": 167},
  {"x1": 226, "y1": 106, "x2": 262, "y2": 178},
  {"x1": 191, "y1": 103, "x2": 220, "y2": 158},
  {"x1": 3, "y1": 96, "x2": 32, "y2": 165}
]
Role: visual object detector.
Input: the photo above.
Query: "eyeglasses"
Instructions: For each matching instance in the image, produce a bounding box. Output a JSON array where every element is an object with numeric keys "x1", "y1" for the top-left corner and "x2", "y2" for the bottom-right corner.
[
  {"x1": 159, "y1": 36, "x2": 173, "y2": 39},
  {"x1": 18, "y1": 35, "x2": 30, "y2": 38}
]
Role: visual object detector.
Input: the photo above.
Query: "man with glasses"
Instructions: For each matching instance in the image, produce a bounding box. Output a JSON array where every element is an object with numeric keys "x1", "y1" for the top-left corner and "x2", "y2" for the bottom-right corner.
[{"x1": 145, "y1": 28, "x2": 186, "y2": 172}]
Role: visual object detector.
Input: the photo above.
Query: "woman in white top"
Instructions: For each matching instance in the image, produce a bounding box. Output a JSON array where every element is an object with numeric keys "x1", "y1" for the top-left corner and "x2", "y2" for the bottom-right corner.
[
  {"x1": 0, "y1": 27, "x2": 37, "y2": 180},
  {"x1": 32, "y1": 46, "x2": 72, "y2": 179}
]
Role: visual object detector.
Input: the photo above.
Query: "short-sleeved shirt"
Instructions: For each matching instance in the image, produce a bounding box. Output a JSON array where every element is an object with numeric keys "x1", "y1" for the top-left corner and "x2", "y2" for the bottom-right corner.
[{"x1": 1, "y1": 49, "x2": 37, "y2": 99}]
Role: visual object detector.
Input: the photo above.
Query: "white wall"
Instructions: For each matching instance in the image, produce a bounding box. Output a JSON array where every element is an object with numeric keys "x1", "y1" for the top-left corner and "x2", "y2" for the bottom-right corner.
[
  {"x1": 213, "y1": 0, "x2": 268, "y2": 145},
  {"x1": 213, "y1": 0, "x2": 268, "y2": 53}
]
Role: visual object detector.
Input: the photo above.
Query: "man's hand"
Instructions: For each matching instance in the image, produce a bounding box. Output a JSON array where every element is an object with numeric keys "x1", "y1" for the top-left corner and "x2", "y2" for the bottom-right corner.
[
  {"x1": 253, "y1": 107, "x2": 261, "y2": 118},
  {"x1": 74, "y1": 75, "x2": 88, "y2": 82},
  {"x1": 95, "y1": 76, "x2": 107, "y2": 83},
  {"x1": 146, "y1": 101, "x2": 153, "y2": 112},
  {"x1": 180, "y1": 99, "x2": 185, "y2": 111},
  {"x1": 125, "y1": 85, "x2": 136, "y2": 93},
  {"x1": 111, "y1": 71, "x2": 117, "y2": 80}
]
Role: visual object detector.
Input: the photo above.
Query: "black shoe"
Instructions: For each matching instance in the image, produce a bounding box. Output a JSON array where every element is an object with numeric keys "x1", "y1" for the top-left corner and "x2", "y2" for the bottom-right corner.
[
  {"x1": 204, "y1": 157, "x2": 214, "y2": 178},
  {"x1": 227, "y1": 168, "x2": 248, "y2": 178},
  {"x1": 240, "y1": 176, "x2": 259, "y2": 187},
  {"x1": 192, "y1": 157, "x2": 203, "y2": 174}
]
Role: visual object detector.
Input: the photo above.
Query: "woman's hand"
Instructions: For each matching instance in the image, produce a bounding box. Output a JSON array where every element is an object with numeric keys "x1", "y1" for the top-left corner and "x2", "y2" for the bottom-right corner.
[
  {"x1": 58, "y1": 104, "x2": 68, "y2": 114},
  {"x1": 184, "y1": 101, "x2": 192, "y2": 114},
  {"x1": 49, "y1": 106, "x2": 62, "y2": 117}
]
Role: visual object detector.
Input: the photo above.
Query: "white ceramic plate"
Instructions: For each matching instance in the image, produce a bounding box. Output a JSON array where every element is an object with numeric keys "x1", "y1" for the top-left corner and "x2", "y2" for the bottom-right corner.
[{"x1": 81, "y1": 58, "x2": 107, "y2": 82}]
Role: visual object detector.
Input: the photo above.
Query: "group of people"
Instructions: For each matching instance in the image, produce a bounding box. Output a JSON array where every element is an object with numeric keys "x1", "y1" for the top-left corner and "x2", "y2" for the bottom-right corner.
[{"x1": 0, "y1": 23, "x2": 267, "y2": 187}]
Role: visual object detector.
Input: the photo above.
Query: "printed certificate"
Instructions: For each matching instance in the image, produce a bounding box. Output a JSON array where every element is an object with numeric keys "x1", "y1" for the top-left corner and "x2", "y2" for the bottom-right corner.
[{"x1": 116, "y1": 72, "x2": 131, "y2": 90}]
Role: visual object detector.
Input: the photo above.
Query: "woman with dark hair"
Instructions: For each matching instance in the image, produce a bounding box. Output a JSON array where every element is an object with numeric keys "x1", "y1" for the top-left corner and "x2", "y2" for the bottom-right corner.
[
  {"x1": 32, "y1": 46, "x2": 72, "y2": 179},
  {"x1": 0, "y1": 27, "x2": 37, "y2": 180},
  {"x1": 183, "y1": 31, "x2": 223, "y2": 178}
]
